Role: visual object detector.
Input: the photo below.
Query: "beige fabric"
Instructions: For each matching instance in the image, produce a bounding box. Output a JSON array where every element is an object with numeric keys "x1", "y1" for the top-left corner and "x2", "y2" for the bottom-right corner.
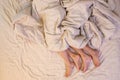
[
  {"x1": 0, "y1": 0, "x2": 120, "y2": 80},
  {"x1": 12, "y1": 0, "x2": 120, "y2": 51}
]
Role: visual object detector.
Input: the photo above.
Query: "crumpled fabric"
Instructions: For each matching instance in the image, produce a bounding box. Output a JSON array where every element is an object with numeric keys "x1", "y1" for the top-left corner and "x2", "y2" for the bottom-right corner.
[{"x1": 13, "y1": 0, "x2": 120, "y2": 52}]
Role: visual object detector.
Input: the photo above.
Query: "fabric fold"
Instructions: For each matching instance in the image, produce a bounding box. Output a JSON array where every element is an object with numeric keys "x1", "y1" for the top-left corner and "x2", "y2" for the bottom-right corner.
[{"x1": 13, "y1": 0, "x2": 118, "y2": 51}]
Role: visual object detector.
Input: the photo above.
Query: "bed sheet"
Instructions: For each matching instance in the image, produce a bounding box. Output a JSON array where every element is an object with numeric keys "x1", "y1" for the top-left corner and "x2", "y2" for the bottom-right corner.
[{"x1": 0, "y1": 0, "x2": 120, "y2": 80}]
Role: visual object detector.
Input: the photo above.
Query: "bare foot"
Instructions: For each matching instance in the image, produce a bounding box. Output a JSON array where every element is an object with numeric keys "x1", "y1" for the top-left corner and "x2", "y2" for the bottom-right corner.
[
  {"x1": 58, "y1": 50, "x2": 74, "y2": 77},
  {"x1": 65, "y1": 62, "x2": 74, "y2": 77},
  {"x1": 66, "y1": 49, "x2": 81, "y2": 71},
  {"x1": 83, "y1": 46, "x2": 101, "y2": 67},
  {"x1": 78, "y1": 50, "x2": 91, "y2": 72},
  {"x1": 71, "y1": 47, "x2": 91, "y2": 72}
]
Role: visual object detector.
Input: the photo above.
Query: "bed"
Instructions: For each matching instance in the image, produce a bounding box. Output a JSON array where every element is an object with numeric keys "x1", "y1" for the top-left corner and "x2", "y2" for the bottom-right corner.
[{"x1": 0, "y1": 0, "x2": 120, "y2": 80}]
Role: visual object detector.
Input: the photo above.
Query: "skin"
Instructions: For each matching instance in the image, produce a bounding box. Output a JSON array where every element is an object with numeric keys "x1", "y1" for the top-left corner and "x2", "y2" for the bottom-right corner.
[
  {"x1": 58, "y1": 45, "x2": 101, "y2": 77},
  {"x1": 58, "y1": 50, "x2": 74, "y2": 77},
  {"x1": 67, "y1": 49, "x2": 81, "y2": 71}
]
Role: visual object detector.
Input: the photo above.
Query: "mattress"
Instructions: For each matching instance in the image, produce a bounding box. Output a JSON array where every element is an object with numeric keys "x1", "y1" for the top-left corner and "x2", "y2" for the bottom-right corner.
[{"x1": 0, "y1": 0, "x2": 120, "y2": 80}]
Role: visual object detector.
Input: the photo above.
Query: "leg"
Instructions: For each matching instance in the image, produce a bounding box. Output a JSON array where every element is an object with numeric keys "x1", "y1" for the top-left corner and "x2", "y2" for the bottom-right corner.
[
  {"x1": 58, "y1": 50, "x2": 74, "y2": 77},
  {"x1": 66, "y1": 49, "x2": 81, "y2": 71},
  {"x1": 83, "y1": 45, "x2": 101, "y2": 67},
  {"x1": 71, "y1": 47, "x2": 92, "y2": 72}
]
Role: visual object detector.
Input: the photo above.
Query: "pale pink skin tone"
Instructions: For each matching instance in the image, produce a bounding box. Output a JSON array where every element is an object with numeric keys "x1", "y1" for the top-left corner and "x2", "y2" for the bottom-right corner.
[{"x1": 58, "y1": 45, "x2": 101, "y2": 77}]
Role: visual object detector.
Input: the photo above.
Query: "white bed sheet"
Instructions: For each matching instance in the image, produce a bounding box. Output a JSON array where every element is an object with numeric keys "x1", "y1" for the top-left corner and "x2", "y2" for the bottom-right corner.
[{"x1": 0, "y1": 0, "x2": 120, "y2": 80}]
